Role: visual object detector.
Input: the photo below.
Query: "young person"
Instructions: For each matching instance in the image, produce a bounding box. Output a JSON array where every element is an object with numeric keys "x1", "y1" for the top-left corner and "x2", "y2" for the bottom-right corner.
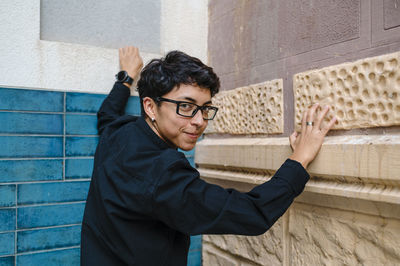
[{"x1": 81, "y1": 46, "x2": 336, "y2": 265}]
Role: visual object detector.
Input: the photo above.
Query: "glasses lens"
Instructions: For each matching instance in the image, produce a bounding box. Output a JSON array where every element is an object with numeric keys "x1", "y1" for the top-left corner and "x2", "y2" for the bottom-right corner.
[
  {"x1": 177, "y1": 102, "x2": 197, "y2": 116},
  {"x1": 202, "y1": 107, "x2": 217, "y2": 120}
]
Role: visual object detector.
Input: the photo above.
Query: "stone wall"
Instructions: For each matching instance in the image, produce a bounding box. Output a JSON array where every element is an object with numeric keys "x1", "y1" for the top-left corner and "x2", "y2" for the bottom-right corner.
[{"x1": 201, "y1": 1, "x2": 400, "y2": 265}]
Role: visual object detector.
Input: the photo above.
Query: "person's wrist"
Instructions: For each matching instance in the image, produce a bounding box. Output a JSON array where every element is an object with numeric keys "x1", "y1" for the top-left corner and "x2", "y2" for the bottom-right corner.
[{"x1": 289, "y1": 154, "x2": 310, "y2": 169}]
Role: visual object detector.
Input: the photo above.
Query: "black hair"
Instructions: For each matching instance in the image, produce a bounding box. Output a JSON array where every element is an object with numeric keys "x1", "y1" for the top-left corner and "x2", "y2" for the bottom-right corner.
[{"x1": 137, "y1": 50, "x2": 220, "y2": 117}]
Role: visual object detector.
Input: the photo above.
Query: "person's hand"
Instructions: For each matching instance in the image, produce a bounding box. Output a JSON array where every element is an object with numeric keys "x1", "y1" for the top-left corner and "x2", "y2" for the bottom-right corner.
[
  {"x1": 119, "y1": 46, "x2": 143, "y2": 81},
  {"x1": 289, "y1": 103, "x2": 336, "y2": 169}
]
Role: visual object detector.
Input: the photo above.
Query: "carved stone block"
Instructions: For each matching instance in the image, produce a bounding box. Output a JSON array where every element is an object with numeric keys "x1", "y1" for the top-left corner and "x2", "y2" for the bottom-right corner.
[
  {"x1": 294, "y1": 51, "x2": 400, "y2": 130},
  {"x1": 289, "y1": 203, "x2": 400, "y2": 265},
  {"x1": 207, "y1": 80, "x2": 283, "y2": 134}
]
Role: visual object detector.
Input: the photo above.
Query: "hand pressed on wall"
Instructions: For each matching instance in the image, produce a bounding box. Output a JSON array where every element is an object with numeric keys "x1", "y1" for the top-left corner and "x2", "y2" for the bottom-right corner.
[
  {"x1": 119, "y1": 46, "x2": 143, "y2": 82},
  {"x1": 289, "y1": 103, "x2": 336, "y2": 169}
]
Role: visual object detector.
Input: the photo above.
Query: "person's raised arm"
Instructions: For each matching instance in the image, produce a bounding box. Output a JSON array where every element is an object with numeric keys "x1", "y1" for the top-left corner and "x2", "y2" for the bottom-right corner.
[{"x1": 97, "y1": 46, "x2": 143, "y2": 134}]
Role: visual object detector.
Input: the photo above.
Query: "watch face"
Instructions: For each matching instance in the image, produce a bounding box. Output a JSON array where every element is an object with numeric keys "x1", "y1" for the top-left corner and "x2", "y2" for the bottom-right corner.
[{"x1": 117, "y1": 71, "x2": 128, "y2": 82}]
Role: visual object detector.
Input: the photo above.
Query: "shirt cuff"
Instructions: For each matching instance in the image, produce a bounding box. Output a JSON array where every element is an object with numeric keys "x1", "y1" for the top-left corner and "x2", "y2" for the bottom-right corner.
[{"x1": 273, "y1": 159, "x2": 310, "y2": 196}]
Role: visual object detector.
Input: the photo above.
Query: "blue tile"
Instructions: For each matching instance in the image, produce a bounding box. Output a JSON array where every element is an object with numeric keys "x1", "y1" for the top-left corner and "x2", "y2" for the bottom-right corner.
[
  {"x1": 0, "y1": 256, "x2": 14, "y2": 266},
  {"x1": 189, "y1": 235, "x2": 202, "y2": 251},
  {"x1": 0, "y1": 160, "x2": 62, "y2": 183},
  {"x1": 0, "y1": 112, "x2": 63, "y2": 135},
  {"x1": 16, "y1": 248, "x2": 79, "y2": 266},
  {"x1": 0, "y1": 88, "x2": 63, "y2": 112},
  {"x1": 65, "y1": 137, "x2": 98, "y2": 157},
  {"x1": 65, "y1": 114, "x2": 97, "y2": 135},
  {"x1": 0, "y1": 185, "x2": 16, "y2": 207},
  {"x1": 187, "y1": 157, "x2": 195, "y2": 168},
  {"x1": 187, "y1": 250, "x2": 202, "y2": 266},
  {"x1": 65, "y1": 158, "x2": 94, "y2": 179},
  {"x1": 0, "y1": 136, "x2": 63, "y2": 158},
  {"x1": 18, "y1": 181, "x2": 90, "y2": 205},
  {"x1": 17, "y1": 225, "x2": 81, "y2": 253},
  {"x1": 179, "y1": 148, "x2": 195, "y2": 157},
  {"x1": 0, "y1": 233, "x2": 14, "y2": 256},
  {"x1": 0, "y1": 209, "x2": 16, "y2": 231},
  {"x1": 126, "y1": 96, "x2": 141, "y2": 116},
  {"x1": 17, "y1": 203, "x2": 85, "y2": 229},
  {"x1": 66, "y1": 92, "x2": 106, "y2": 113}
]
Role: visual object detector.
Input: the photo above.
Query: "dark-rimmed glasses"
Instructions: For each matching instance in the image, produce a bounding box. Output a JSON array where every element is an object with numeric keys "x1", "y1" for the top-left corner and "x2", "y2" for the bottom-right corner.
[{"x1": 155, "y1": 97, "x2": 218, "y2": 120}]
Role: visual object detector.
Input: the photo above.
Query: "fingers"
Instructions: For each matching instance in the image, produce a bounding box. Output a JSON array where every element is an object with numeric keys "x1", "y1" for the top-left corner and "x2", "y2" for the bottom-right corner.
[
  {"x1": 289, "y1": 131, "x2": 298, "y2": 150},
  {"x1": 321, "y1": 116, "x2": 337, "y2": 135},
  {"x1": 314, "y1": 105, "x2": 330, "y2": 129}
]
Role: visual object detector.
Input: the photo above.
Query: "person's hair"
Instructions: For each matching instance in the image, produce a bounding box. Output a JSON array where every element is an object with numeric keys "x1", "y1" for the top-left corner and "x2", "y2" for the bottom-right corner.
[{"x1": 137, "y1": 50, "x2": 220, "y2": 117}]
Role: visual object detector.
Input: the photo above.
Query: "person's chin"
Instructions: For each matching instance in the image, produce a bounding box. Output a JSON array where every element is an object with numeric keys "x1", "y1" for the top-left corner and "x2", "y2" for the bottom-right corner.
[{"x1": 179, "y1": 141, "x2": 196, "y2": 151}]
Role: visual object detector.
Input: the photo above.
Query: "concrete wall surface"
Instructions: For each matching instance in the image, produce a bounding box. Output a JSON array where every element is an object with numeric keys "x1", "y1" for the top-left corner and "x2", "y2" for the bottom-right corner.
[
  {"x1": 0, "y1": 0, "x2": 208, "y2": 94},
  {"x1": 201, "y1": 0, "x2": 400, "y2": 265}
]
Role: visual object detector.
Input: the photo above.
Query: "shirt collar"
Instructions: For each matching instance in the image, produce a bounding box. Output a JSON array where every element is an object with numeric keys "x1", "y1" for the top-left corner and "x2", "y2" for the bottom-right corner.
[{"x1": 137, "y1": 116, "x2": 175, "y2": 150}]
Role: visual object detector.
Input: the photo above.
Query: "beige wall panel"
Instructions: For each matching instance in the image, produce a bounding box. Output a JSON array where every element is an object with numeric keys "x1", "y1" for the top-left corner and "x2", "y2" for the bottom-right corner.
[
  {"x1": 289, "y1": 203, "x2": 400, "y2": 265},
  {"x1": 203, "y1": 220, "x2": 283, "y2": 265},
  {"x1": 196, "y1": 135, "x2": 400, "y2": 187},
  {"x1": 294, "y1": 51, "x2": 400, "y2": 130},
  {"x1": 207, "y1": 80, "x2": 283, "y2": 134},
  {"x1": 203, "y1": 244, "x2": 240, "y2": 266}
]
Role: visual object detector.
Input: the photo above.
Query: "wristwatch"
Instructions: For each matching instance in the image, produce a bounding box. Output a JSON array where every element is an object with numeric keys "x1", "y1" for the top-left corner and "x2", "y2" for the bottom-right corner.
[{"x1": 115, "y1": 71, "x2": 134, "y2": 85}]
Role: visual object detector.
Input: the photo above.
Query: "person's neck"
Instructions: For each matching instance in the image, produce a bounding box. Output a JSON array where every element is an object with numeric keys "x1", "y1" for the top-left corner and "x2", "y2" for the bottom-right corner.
[{"x1": 144, "y1": 117, "x2": 177, "y2": 149}]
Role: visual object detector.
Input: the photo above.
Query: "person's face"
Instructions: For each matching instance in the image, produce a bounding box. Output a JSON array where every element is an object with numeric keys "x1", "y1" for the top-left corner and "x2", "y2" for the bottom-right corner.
[{"x1": 148, "y1": 84, "x2": 212, "y2": 151}]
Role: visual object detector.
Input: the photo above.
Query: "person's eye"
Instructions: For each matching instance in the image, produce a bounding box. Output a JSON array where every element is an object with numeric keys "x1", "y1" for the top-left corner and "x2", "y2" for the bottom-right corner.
[{"x1": 180, "y1": 103, "x2": 195, "y2": 111}]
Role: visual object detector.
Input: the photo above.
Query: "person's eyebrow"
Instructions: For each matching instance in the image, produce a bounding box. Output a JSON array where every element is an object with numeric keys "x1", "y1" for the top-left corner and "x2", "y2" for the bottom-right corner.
[{"x1": 178, "y1": 96, "x2": 212, "y2": 105}]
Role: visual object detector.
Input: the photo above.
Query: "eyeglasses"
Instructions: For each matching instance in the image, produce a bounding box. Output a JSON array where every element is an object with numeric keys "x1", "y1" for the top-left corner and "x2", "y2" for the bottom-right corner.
[{"x1": 155, "y1": 97, "x2": 218, "y2": 120}]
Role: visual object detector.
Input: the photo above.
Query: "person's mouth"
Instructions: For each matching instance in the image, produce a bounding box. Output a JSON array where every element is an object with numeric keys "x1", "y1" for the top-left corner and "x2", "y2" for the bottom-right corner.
[{"x1": 185, "y1": 132, "x2": 200, "y2": 139}]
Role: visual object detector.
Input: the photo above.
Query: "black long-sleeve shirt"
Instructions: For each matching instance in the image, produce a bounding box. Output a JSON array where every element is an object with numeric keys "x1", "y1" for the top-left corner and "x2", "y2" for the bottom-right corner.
[{"x1": 81, "y1": 83, "x2": 310, "y2": 266}]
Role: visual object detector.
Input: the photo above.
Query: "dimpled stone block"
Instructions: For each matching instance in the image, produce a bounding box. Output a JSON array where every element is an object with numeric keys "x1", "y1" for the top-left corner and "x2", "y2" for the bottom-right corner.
[
  {"x1": 208, "y1": 80, "x2": 283, "y2": 134},
  {"x1": 203, "y1": 219, "x2": 283, "y2": 265},
  {"x1": 294, "y1": 51, "x2": 400, "y2": 130},
  {"x1": 289, "y1": 203, "x2": 400, "y2": 265}
]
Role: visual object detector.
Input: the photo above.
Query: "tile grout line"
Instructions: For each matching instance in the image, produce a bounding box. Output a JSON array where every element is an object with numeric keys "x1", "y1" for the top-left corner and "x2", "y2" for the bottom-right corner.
[
  {"x1": 15, "y1": 183, "x2": 17, "y2": 262},
  {"x1": 63, "y1": 92, "x2": 66, "y2": 181}
]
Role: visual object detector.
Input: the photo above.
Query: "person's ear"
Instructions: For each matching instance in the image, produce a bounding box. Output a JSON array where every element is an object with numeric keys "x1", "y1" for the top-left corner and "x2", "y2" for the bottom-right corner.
[{"x1": 142, "y1": 97, "x2": 157, "y2": 121}]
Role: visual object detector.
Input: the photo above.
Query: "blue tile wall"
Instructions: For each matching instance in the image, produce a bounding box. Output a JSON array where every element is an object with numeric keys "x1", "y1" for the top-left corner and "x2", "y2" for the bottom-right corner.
[
  {"x1": 0, "y1": 160, "x2": 62, "y2": 183},
  {"x1": 0, "y1": 209, "x2": 16, "y2": 231},
  {"x1": 0, "y1": 86, "x2": 202, "y2": 266},
  {"x1": 17, "y1": 225, "x2": 81, "y2": 253},
  {"x1": 65, "y1": 137, "x2": 98, "y2": 157},
  {"x1": 0, "y1": 113, "x2": 63, "y2": 135},
  {"x1": 0, "y1": 136, "x2": 63, "y2": 158},
  {"x1": 65, "y1": 114, "x2": 97, "y2": 135},
  {"x1": 0, "y1": 256, "x2": 14, "y2": 266},
  {"x1": 17, "y1": 203, "x2": 85, "y2": 229},
  {"x1": 16, "y1": 248, "x2": 80, "y2": 266},
  {"x1": 0, "y1": 233, "x2": 15, "y2": 256},
  {"x1": 18, "y1": 181, "x2": 90, "y2": 205},
  {"x1": 0, "y1": 88, "x2": 63, "y2": 112},
  {"x1": 0, "y1": 185, "x2": 16, "y2": 207},
  {"x1": 65, "y1": 159, "x2": 94, "y2": 179}
]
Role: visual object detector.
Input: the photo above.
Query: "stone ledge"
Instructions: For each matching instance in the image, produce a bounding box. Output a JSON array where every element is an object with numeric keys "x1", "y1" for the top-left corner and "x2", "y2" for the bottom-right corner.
[
  {"x1": 196, "y1": 135, "x2": 400, "y2": 205},
  {"x1": 196, "y1": 134, "x2": 400, "y2": 183},
  {"x1": 199, "y1": 168, "x2": 400, "y2": 205}
]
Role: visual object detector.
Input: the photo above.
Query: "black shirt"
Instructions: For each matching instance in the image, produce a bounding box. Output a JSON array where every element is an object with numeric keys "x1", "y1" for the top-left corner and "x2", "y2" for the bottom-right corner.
[{"x1": 81, "y1": 83, "x2": 309, "y2": 266}]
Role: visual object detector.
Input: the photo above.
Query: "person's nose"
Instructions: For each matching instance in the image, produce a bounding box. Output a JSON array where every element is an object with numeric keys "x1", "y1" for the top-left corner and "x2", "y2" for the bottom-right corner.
[{"x1": 191, "y1": 109, "x2": 206, "y2": 127}]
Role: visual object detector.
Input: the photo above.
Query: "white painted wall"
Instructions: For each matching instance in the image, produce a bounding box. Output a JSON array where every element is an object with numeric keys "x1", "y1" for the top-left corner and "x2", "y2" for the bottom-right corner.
[{"x1": 0, "y1": 0, "x2": 208, "y2": 94}]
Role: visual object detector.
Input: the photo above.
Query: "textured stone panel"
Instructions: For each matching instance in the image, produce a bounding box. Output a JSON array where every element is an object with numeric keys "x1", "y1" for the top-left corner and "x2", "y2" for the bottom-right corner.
[
  {"x1": 208, "y1": 80, "x2": 283, "y2": 134},
  {"x1": 203, "y1": 220, "x2": 283, "y2": 265},
  {"x1": 294, "y1": 51, "x2": 400, "y2": 130},
  {"x1": 289, "y1": 203, "x2": 400, "y2": 265},
  {"x1": 203, "y1": 245, "x2": 239, "y2": 266}
]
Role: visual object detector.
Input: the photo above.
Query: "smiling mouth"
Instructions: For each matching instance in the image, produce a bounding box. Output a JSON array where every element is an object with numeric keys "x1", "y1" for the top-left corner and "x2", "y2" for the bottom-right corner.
[{"x1": 185, "y1": 132, "x2": 199, "y2": 138}]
